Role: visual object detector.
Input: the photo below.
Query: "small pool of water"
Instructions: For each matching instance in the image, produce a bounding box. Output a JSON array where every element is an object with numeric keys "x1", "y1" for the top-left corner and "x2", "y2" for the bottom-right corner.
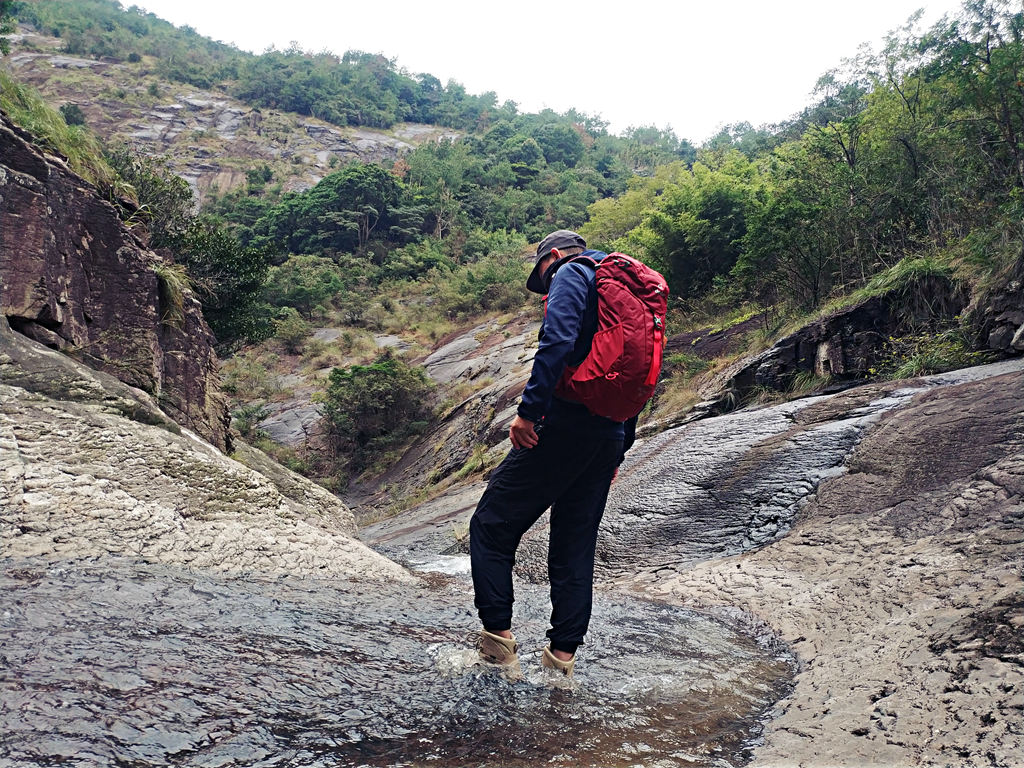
[{"x1": 1, "y1": 558, "x2": 792, "y2": 767}]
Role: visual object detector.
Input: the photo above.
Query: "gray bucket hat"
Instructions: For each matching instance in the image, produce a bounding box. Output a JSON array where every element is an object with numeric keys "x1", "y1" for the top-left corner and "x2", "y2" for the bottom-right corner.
[{"x1": 526, "y1": 229, "x2": 587, "y2": 294}]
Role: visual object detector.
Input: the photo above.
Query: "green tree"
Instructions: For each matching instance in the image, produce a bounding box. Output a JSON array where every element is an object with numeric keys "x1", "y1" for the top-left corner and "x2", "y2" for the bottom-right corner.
[
  {"x1": 621, "y1": 124, "x2": 696, "y2": 173},
  {"x1": 254, "y1": 162, "x2": 404, "y2": 254},
  {"x1": 1, "y1": 1, "x2": 16, "y2": 57},
  {"x1": 405, "y1": 139, "x2": 479, "y2": 239},
  {"x1": 168, "y1": 217, "x2": 272, "y2": 351},
  {"x1": 930, "y1": 0, "x2": 1024, "y2": 191},
  {"x1": 625, "y1": 151, "x2": 759, "y2": 300},
  {"x1": 581, "y1": 162, "x2": 691, "y2": 248},
  {"x1": 738, "y1": 144, "x2": 842, "y2": 308},
  {"x1": 321, "y1": 351, "x2": 432, "y2": 469},
  {"x1": 263, "y1": 254, "x2": 347, "y2": 318},
  {"x1": 531, "y1": 122, "x2": 585, "y2": 167}
]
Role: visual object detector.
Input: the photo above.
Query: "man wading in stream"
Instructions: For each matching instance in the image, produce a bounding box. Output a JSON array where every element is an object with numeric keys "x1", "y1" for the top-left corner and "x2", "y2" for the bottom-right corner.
[{"x1": 470, "y1": 229, "x2": 666, "y2": 678}]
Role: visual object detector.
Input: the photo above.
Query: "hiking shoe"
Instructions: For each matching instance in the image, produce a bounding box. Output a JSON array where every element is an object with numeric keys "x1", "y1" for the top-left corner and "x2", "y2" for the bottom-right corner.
[
  {"x1": 541, "y1": 646, "x2": 575, "y2": 677},
  {"x1": 479, "y1": 630, "x2": 518, "y2": 665}
]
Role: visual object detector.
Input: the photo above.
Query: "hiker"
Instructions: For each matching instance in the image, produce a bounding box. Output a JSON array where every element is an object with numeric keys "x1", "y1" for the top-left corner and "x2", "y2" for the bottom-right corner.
[{"x1": 470, "y1": 229, "x2": 665, "y2": 677}]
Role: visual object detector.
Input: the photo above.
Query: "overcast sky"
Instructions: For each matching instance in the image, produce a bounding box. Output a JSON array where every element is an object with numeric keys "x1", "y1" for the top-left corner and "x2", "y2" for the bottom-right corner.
[{"x1": 131, "y1": 0, "x2": 967, "y2": 143}]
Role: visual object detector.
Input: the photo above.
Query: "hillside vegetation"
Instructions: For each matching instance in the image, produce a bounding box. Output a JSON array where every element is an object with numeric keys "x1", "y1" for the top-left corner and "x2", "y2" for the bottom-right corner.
[{"x1": 2, "y1": 0, "x2": 1022, "y2": 495}]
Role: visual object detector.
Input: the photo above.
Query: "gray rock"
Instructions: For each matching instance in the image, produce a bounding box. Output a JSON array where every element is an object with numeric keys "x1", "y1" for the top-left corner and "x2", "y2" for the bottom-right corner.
[
  {"x1": 1012, "y1": 322, "x2": 1024, "y2": 351},
  {"x1": 312, "y1": 328, "x2": 344, "y2": 342},
  {"x1": 374, "y1": 334, "x2": 409, "y2": 350},
  {"x1": 257, "y1": 402, "x2": 323, "y2": 447},
  {"x1": 48, "y1": 55, "x2": 100, "y2": 68},
  {"x1": 989, "y1": 324, "x2": 1015, "y2": 350}
]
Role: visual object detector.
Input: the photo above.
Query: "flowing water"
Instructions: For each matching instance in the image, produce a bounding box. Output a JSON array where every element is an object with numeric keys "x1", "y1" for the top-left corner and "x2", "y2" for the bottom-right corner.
[{"x1": 1, "y1": 557, "x2": 793, "y2": 768}]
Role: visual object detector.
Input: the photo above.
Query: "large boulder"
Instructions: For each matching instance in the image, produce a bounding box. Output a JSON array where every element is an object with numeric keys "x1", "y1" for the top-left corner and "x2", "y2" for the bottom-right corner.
[{"x1": 0, "y1": 318, "x2": 409, "y2": 581}]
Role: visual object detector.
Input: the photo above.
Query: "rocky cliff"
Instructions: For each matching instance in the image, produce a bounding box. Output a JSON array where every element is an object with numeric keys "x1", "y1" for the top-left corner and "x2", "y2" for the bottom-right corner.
[
  {"x1": 673, "y1": 269, "x2": 1023, "y2": 416},
  {"x1": 2, "y1": 27, "x2": 460, "y2": 204},
  {"x1": 0, "y1": 110, "x2": 230, "y2": 450},
  {"x1": 718, "y1": 275, "x2": 973, "y2": 400}
]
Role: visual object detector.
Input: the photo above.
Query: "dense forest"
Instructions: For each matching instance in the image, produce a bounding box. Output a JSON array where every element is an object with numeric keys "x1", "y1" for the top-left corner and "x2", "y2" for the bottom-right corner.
[{"x1": 2, "y1": 0, "x2": 1022, "y2": 482}]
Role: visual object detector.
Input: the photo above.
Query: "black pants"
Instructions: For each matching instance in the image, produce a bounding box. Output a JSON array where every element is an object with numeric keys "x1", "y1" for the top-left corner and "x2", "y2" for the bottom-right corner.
[{"x1": 469, "y1": 425, "x2": 623, "y2": 655}]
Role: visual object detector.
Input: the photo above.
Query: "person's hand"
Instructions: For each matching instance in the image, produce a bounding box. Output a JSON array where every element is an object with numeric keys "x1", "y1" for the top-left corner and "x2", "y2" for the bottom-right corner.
[{"x1": 509, "y1": 415, "x2": 539, "y2": 449}]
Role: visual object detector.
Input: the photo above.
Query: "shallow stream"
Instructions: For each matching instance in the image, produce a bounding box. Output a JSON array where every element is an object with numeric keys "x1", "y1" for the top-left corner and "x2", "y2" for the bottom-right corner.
[{"x1": 1, "y1": 558, "x2": 792, "y2": 767}]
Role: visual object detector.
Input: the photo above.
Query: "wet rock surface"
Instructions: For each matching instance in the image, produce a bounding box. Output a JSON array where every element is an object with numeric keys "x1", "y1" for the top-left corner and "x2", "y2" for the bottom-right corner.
[
  {"x1": 363, "y1": 481, "x2": 487, "y2": 561},
  {"x1": 452, "y1": 390, "x2": 858, "y2": 585},
  {"x1": 0, "y1": 558, "x2": 793, "y2": 768},
  {"x1": 622, "y1": 362, "x2": 1024, "y2": 767},
  {"x1": 506, "y1": 360, "x2": 1024, "y2": 586},
  {"x1": 0, "y1": 304, "x2": 794, "y2": 767},
  {"x1": 374, "y1": 360, "x2": 1024, "y2": 766}
]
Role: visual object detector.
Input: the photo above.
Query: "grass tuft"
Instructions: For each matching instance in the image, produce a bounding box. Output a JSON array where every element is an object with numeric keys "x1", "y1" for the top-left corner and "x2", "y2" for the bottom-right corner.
[
  {"x1": 153, "y1": 262, "x2": 192, "y2": 328},
  {"x1": 0, "y1": 70, "x2": 118, "y2": 191}
]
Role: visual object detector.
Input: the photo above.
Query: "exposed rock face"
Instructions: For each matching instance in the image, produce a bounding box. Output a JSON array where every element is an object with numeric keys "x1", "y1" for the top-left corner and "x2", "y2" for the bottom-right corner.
[
  {"x1": 0, "y1": 112, "x2": 230, "y2": 450},
  {"x1": 967, "y1": 253, "x2": 1024, "y2": 354},
  {"x1": 725, "y1": 277, "x2": 968, "y2": 401},
  {"x1": 0, "y1": 319, "x2": 410, "y2": 581},
  {"x1": 624, "y1": 364, "x2": 1024, "y2": 767},
  {"x1": 3, "y1": 33, "x2": 461, "y2": 204}
]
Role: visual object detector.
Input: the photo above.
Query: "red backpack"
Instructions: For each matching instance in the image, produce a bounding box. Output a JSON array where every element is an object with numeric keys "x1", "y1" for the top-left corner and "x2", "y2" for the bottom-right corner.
[{"x1": 554, "y1": 252, "x2": 668, "y2": 422}]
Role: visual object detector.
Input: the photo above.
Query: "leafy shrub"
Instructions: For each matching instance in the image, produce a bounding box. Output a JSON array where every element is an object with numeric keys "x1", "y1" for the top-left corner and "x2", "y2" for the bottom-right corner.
[
  {"x1": 273, "y1": 307, "x2": 312, "y2": 353},
  {"x1": 219, "y1": 350, "x2": 280, "y2": 399},
  {"x1": 105, "y1": 143, "x2": 193, "y2": 244},
  {"x1": 433, "y1": 252, "x2": 529, "y2": 317},
  {"x1": 232, "y1": 403, "x2": 269, "y2": 438},
  {"x1": 460, "y1": 228, "x2": 528, "y2": 263},
  {"x1": 320, "y1": 351, "x2": 433, "y2": 470},
  {"x1": 380, "y1": 239, "x2": 453, "y2": 281},
  {"x1": 167, "y1": 217, "x2": 273, "y2": 351},
  {"x1": 59, "y1": 102, "x2": 85, "y2": 125}
]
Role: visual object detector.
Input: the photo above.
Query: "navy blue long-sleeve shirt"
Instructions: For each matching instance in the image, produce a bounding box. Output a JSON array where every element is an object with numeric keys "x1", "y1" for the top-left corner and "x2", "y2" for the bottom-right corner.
[{"x1": 517, "y1": 250, "x2": 630, "y2": 443}]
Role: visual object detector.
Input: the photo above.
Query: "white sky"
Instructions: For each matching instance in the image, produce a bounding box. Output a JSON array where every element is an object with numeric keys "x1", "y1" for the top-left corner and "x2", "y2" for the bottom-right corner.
[{"x1": 130, "y1": 0, "x2": 966, "y2": 143}]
